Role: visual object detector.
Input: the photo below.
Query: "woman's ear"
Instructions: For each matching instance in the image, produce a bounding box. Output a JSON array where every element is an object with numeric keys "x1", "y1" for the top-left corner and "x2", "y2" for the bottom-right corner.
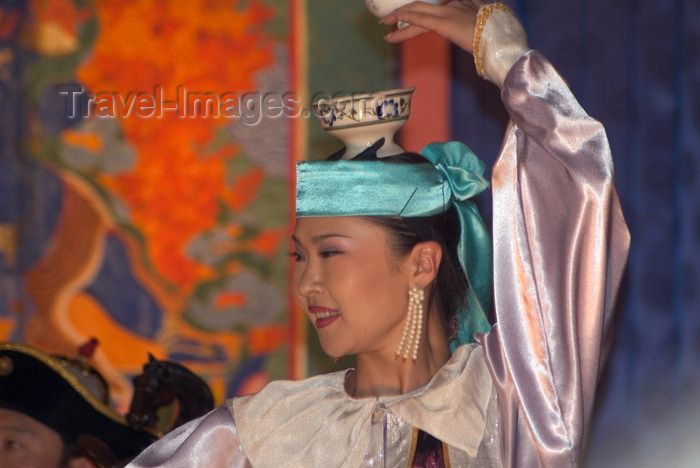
[{"x1": 409, "y1": 240, "x2": 442, "y2": 288}]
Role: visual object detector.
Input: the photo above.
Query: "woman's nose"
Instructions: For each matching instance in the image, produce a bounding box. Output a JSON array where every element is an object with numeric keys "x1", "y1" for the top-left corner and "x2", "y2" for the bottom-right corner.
[{"x1": 294, "y1": 261, "x2": 321, "y2": 297}]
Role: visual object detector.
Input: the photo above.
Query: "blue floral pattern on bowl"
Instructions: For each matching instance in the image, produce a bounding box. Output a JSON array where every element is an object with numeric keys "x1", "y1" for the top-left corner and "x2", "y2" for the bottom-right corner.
[
  {"x1": 320, "y1": 107, "x2": 337, "y2": 127},
  {"x1": 377, "y1": 98, "x2": 400, "y2": 120},
  {"x1": 313, "y1": 87, "x2": 414, "y2": 159},
  {"x1": 314, "y1": 91, "x2": 411, "y2": 129}
]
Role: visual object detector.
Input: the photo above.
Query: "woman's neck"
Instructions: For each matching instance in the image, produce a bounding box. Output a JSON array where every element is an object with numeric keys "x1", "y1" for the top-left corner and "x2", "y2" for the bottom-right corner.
[{"x1": 347, "y1": 310, "x2": 450, "y2": 398}]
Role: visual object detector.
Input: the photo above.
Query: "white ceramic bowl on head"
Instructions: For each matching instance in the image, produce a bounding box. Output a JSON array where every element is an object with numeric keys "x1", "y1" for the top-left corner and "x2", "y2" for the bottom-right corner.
[
  {"x1": 314, "y1": 87, "x2": 415, "y2": 159},
  {"x1": 364, "y1": 0, "x2": 443, "y2": 19}
]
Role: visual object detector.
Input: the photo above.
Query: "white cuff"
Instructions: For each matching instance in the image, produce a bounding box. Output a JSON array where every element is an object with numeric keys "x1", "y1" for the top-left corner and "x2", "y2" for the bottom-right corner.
[{"x1": 476, "y1": 6, "x2": 529, "y2": 88}]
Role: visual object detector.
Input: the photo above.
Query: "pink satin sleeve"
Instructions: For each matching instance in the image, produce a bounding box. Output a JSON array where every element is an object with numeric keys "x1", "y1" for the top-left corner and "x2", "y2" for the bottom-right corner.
[
  {"x1": 480, "y1": 50, "x2": 630, "y2": 467},
  {"x1": 126, "y1": 405, "x2": 251, "y2": 468}
]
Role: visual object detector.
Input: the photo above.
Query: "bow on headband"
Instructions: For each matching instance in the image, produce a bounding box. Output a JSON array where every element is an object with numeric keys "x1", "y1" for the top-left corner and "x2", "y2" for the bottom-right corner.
[{"x1": 296, "y1": 142, "x2": 492, "y2": 350}]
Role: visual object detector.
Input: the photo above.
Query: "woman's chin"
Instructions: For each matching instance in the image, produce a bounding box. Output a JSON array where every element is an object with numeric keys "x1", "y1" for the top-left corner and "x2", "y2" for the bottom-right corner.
[
  {"x1": 318, "y1": 338, "x2": 352, "y2": 360},
  {"x1": 320, "y1": 344, "x2": 346, "y2": 359}
]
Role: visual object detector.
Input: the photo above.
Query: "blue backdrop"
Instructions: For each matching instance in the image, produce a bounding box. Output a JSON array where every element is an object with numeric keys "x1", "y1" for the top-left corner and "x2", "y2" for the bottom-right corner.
[{"x1": 451, "y1": 1, "x2": 700, "y2": 466}]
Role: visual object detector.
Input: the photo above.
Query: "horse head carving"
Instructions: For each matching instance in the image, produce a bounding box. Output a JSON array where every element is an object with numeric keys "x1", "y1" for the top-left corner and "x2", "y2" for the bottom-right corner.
[{"x1": 127, "y1": 355, "x2": 214, "y2": 433}]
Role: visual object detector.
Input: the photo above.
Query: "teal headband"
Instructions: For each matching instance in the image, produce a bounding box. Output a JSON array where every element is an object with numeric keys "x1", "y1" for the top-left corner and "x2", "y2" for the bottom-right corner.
[{"x1": 296, "y1": 141, "x2": 492, "y2": 351}]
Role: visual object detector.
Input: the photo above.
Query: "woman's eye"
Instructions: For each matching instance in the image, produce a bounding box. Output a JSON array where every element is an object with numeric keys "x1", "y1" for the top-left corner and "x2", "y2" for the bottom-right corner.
[
  {"x1": 288, "y1": 251, "x2": 304, "y2": 262},
  {"x1": 320, "y1": 250, "x2": 342, "y2": 258}
]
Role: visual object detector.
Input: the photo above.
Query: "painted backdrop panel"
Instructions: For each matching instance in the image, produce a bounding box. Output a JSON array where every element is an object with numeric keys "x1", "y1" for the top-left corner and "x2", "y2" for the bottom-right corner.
[{"x1": 0, "y1": 0, "x2": 293, "y2": 410}]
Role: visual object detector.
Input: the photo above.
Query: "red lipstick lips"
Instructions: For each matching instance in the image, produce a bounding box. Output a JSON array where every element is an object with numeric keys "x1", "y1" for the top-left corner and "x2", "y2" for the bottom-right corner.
[{"x1": 309, "y1": 306, "x2": 341, "y2": 328}]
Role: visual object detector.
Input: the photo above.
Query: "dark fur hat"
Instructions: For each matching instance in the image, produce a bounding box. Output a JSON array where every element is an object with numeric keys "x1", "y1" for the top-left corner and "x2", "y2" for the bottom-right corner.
[{"x1": 0, "y1": 342, "x2": 157, "y2": 464}]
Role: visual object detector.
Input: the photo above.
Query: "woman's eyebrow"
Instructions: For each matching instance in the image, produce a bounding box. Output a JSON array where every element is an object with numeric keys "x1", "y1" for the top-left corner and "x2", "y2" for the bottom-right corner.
[
  {"x1": 291, "y1": 233, "x2": 350, "y2": 245},
  {"x1": 311, "y1": 233, "x2": 349, "y2": 243}
]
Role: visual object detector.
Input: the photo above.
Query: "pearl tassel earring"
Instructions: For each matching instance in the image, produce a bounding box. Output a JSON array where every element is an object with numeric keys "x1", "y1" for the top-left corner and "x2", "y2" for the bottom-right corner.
[{"x1": 395, "y1": 287, "x2": 424, "y2": 363}]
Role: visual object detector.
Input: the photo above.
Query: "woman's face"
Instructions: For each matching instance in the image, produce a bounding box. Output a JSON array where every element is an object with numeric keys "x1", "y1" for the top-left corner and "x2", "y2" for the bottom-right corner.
[{"x1": 292, "y1": 216, "x2": 414, "y2": 359}]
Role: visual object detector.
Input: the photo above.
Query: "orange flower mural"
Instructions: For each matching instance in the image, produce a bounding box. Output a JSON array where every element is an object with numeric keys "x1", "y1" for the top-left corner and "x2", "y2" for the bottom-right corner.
[
  {"x1": 77, "y1": 0, "x2": 274, "y2": 291},
  {"x1": 9, "y1": 0, "x2": 292, "y2": 408}
]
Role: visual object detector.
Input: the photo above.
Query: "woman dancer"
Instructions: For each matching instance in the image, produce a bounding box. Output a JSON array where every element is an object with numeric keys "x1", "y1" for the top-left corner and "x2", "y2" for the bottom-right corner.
[{"x1": 129, "y1": 1, "x2": 630, "y2": 466}]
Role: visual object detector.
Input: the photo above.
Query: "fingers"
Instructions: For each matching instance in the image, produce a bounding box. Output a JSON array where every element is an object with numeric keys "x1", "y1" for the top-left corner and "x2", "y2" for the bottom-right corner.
[
  {"x1": 380, "y1": 1, "x2": 479, "y2": 52},
  {"x1": 379, "y1": 4, "x2": 444, "y2": 43},
  {"x1": 381, "y1": 9, "x2": 449, "y2": 32},
  {"x1": 381, "y1": 1, "x2": 447, "y2": 25},
  {"x1": 384, "y1": 24, "x2": 431, "y2": 43}
]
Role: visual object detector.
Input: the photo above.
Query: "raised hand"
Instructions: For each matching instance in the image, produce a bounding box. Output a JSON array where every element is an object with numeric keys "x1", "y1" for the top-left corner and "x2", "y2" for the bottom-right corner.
[{"x1": 380, "y1": 1, "x2": 483, "y2": 53}]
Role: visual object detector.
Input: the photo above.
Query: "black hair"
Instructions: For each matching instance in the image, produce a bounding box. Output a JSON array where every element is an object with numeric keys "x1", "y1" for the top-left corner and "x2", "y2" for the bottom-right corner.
[{"x1": 329, "y1": 139, "x2": 468, "y2": 340}]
